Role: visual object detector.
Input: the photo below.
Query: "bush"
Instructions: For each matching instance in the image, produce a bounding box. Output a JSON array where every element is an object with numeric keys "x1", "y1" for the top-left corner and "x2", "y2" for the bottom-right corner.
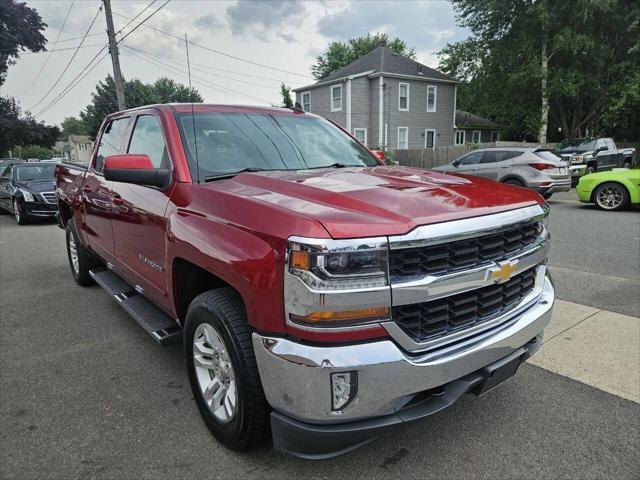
[{"x1": 18, "y1": 144, "x2": 55, "y2": 160}]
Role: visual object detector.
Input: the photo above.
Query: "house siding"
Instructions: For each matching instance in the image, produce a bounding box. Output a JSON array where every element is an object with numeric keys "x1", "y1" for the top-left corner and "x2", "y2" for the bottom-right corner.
[
  {"x1": 295, "y1": 81, "x2": 346, "y2": 126},
  {"x1": 350, "y1": 76, "x2": 370, "y2": 143},
  {"x1": 381, "y1": 77, "x2": 455, "y2": 149},
  {"x1": 460, "y1": 128, "x2": 496, "y2": 143}
]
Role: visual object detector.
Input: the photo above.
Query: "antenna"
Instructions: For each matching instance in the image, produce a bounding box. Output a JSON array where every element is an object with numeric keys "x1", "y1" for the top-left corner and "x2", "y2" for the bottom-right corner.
[{"x1": 185, "y1": 33, "x2": 200, "y2": 182}]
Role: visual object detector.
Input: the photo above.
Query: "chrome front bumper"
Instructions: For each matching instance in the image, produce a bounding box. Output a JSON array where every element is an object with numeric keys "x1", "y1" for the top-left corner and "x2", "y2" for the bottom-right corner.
[
  {"x1": 253, "y1": 274, "x2": 554, "y2": 424},
  {"x1": 569, "y1": 164, "x2": 587, "y2": 178}
]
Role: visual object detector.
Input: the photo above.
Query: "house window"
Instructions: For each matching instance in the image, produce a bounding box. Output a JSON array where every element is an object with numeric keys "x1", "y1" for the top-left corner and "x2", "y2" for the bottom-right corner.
[
  {"x1": 472, "y1": 130, "x2": 481, "y2": 143},
  {"x1": 330, "y1": 85, "x2": 342, "y2": 112},
  {"x1": 398, "y1": 82, "x2": 409, "y2": 111},
  {"x1": 301, "y1": 92, "x2": 311, "y2": 112},
  {"x1": 397, "y1": 127, "x2": 408, "y2": 150},
  {"x1": 427, "y1": 85, "x2": 437, "y2": 112},
  {"x1": 353, "y1": 128, "x2": 367, "y2": 145},
  {"x1": 424, "y1": 129, "x2": 436, "y2": 148},
  {"x1": 455, "y1": 130, "x2": 465, "y2": 145},
  {"x1": 491, "y1": 130, "x2": 499, "y2": 142}
]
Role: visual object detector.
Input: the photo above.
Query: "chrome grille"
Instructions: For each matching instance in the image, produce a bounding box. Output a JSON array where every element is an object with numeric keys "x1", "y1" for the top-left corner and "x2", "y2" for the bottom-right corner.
[
  {"x1": 41, "y1": 192, "x2": 56, "y2": 203},
  {"x1": 389, "y1": 221, "x2": 540, "y2": 278},
  {"x1": 392, "y1": 267, "x2": 537, "y2": 343}
]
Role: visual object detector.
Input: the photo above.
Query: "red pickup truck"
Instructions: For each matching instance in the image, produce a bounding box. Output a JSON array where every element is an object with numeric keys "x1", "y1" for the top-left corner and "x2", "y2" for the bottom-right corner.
[{"x1": 55, "y1": 104, "x2": 554, "y2": 459}]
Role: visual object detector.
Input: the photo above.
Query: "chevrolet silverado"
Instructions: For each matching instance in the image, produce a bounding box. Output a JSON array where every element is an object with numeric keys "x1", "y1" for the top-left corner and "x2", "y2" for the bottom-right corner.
[{"x1": 55, "y1": 104, "x2": 554, "y2": 459}]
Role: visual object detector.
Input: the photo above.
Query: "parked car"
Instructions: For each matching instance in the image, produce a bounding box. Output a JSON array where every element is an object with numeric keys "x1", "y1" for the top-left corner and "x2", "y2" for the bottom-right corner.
[
  {"x1": 0, "y1": 158, "x2": 24, "y2": 170},
  {"x1": 555, "y1": 138, "x2": 636, "y2": 184},
  {"x1": 433, "y1": 147, "x2": 571, "y2": 199},
  {"x1": 55, "y1": 104, "x2": 554, "y2": 458},
  {"x1": 0, "y1": 162, "x2": 58, "y2": 224},
  {"x1": 576, "y1": 168, "x2": 640, "y2": 210}
]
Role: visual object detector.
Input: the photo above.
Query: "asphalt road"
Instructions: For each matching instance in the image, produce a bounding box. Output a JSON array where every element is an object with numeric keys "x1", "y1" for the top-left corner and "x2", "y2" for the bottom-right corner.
[
  {"x1": 546, "y1": 191, "x2": 640, "y2": 317},
  {"x1": 1, "y1": 192, "x2": 639, "y2": 479}
]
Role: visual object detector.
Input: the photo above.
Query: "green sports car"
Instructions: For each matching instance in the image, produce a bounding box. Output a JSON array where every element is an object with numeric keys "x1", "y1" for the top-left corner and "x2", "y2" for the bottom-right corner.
[{"x1": 577, "y1": 168, "x2": 640, "y2": 210}]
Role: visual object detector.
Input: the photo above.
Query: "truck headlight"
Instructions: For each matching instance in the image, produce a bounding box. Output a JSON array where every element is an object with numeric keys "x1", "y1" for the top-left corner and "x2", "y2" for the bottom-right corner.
[
  {"x1": 287, "y1": 237, "x2": 389, "y2": 290},
  {"x1": 571, "y1": 155, "x2": 584, "y2": 164},
  {"x1": 19, "y1": 190, "x2": 35, "y2": 202}
]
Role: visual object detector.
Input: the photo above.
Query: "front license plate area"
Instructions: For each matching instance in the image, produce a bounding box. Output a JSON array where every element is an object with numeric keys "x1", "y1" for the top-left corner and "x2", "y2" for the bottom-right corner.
[{"x1": 475, "y1": 348, "x2": 526, "y2": 396}]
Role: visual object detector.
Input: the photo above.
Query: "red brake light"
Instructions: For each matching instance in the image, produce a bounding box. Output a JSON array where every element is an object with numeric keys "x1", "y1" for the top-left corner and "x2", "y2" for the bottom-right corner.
[{"x1": 528, "y1": 162, "x2": 555, "y2": 171}]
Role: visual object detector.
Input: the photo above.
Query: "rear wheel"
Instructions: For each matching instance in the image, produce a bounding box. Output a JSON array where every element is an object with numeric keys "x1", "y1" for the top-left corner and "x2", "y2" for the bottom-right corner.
[
  {"x1": 13, "y1": 199, "x2": 28, "y2": 225},
  {"x1": 66, "y1": 219, "x2": 97, "y2": 286},
  {"x1": 503, "y1": 179, "x2": 524, "y2": 187},
  {"x1": 593, "y1": 182, "x2": 629, "y2": 211},
  {"x1": 185, "y1": 288, "x2": 268, "y2": 450}
]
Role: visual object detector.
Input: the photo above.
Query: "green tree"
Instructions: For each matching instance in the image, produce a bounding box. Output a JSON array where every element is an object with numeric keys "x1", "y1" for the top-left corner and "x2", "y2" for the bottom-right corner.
[
  {"x1": 439, "y1": 0, "x2": 640, "y2": 142},
  {"x1": 1, "y1": 96, "x2": 59, "y2": 155},
  {"x1": 19, "y1": 144, "x2": 54, "y2": 160},
  {"x1": 312, "y1": 33, "x2": 415, "y2": 80},
  {"x1": 80, "y1": 75, "x2": 203, "y2": 137},
  {"x1": 59, "y1": 116, "x2": 89, "y2": 140},
  {"x1": 152, "y1": 77, "x2": 203, "y2": 103},
  {"x1": 280, "y1": 83, "x2": 293, "y2": 108},
  {"x1": 0, "y1": 0, "x2": 47, "y2": 85}
]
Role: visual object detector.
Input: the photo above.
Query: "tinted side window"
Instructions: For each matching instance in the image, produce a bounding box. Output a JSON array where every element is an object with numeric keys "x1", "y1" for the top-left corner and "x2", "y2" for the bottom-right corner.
[
  {"x1": 0, "y1": 166, "x2": 12, "y2": 178},
  {"x1": 128, "y1": 115, "x2": 168, "y2": 168},
  {"x1": 95, "y1": 117, "x2": 129, "y2": 172},
  {"x1": 458, "y1": 151, "x2": 483, "y2": 165},
  {"x1": 605, "y1": 138, "x2": 615, "y2": 151},
  {"x1": 595, "y1": 139, "x2": 606, "y2": 151},
  {"x1": 480, "y1": 151, "x2": 498, "y2": 164}
]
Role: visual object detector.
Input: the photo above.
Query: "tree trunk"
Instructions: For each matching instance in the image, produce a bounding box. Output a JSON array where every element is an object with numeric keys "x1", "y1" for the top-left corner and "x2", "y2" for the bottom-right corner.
[{"x1": 538, "y1": 29, "x2": 549, "y2": 145}]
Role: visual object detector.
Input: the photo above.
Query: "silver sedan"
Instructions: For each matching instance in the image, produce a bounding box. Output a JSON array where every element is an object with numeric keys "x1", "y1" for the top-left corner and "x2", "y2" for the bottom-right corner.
[{"x1": 433, "y1": 148, "x2": 571, "y2": 199}]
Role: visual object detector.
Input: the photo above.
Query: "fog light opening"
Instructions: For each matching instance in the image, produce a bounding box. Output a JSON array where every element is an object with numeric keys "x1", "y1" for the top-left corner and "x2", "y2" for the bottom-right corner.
[{"x1": 331, "y1": 371, "x2": 358, "y2": 411}]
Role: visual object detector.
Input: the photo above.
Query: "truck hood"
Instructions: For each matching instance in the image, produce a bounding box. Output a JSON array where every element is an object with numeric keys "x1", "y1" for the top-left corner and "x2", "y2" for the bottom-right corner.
[{"x1": 211, "y1": 166, "x2": 543, "y2": 238}]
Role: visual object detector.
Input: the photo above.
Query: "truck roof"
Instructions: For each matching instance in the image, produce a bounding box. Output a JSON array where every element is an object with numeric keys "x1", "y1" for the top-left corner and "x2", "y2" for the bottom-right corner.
[{"x1": 110, "y1": 103, "x2": 307, "y2": 117}]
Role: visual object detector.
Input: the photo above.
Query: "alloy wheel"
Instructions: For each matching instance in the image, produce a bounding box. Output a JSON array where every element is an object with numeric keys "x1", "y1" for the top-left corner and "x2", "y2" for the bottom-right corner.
[
  {"x1": 13, "y1": 200, "x2": 20, "y2": 223},
  {"x1": 68, "y1": 233, "x2": 80, "y2": 274},
  {"x1": 596, "y1": 185, "x2": 624, "y2": 210},
  {"x1": 193, "y1": 323, "x2": 238, "y2": 423}
]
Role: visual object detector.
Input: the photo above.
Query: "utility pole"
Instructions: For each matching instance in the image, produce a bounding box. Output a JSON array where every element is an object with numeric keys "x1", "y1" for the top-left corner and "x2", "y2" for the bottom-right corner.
[{"x1": 103, "y1": 0, "x2": 126, "y2": 111}]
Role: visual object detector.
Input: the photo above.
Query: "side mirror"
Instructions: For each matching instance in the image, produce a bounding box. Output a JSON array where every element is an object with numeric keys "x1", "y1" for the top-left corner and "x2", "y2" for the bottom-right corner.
[
  {"x1": 595, "y1": 146, "x2": 605, "y2": 154},
  {"x1": 452, "y1": 160, "x2": 460, "y2": 167},
  {"x1": 104, "y1": 154, "x2": 170, "y2": 188},
  {"x1": 372, "y1": 150, "x2": 386, "y2": 163}
]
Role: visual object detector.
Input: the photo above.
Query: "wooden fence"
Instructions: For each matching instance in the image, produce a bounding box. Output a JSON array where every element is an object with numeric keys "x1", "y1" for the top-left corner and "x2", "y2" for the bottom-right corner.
[{"x1": 393, "y1": 141, "x2": 558, "y2": 169}]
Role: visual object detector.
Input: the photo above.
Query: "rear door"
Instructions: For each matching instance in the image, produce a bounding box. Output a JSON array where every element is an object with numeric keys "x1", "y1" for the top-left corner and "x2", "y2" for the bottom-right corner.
[
  {"x1": 473, "y1": 150, "x2": 519, "y2": 180},
  {"x1": 110, "y1": 111, "x2": 173, "y2": 307},
  {"x1": 83, "y1": 116, "x2": 130, "y2": 262}
]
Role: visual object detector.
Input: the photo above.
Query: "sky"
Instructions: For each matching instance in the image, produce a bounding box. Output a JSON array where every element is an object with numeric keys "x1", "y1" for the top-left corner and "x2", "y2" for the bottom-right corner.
[{"x1": 2, "y1": 0, "x2": 468, "y2": 126}]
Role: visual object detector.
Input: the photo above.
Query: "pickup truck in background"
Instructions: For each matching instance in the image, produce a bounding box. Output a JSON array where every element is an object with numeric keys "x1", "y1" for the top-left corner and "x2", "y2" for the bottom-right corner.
[
  {"x1": 55, "y1": 104, "x2": 555, "y2": 459},
  {"x1": 555, "y1": 137, "x2": 636, "y2": 183}
]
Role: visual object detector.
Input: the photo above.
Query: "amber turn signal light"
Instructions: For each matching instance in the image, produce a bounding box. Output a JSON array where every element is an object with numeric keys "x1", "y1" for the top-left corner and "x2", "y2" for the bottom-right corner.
[
  {"x1": 290, "y1": 306, "x2": 390, "y2": 326},
  {"x1": 289, "y1": 251, "x2": 310, "y2": 270}
]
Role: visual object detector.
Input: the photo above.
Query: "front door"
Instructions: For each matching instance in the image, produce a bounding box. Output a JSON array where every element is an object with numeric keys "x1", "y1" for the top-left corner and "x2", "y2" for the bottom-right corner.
[
  {"x1": 454, "y1": 151, "x2": 484, "y2": 175},
  {"x1": 82, "y1": 116, "x2": 130, "y2": 262},
  {"x1": 110, "y1": 112, "x2": 172, "y2": 308}
]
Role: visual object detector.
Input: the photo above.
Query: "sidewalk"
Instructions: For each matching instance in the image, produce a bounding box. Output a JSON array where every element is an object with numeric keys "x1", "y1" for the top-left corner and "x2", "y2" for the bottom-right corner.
[{"x1": 528, "y1": 299, "x2": 640, "y2": 403}]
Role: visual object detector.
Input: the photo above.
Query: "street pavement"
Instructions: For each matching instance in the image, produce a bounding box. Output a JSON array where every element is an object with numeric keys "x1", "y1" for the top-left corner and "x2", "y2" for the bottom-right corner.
[{"x1": 1, "y1": 190, "x2": 639, "y2": 479}]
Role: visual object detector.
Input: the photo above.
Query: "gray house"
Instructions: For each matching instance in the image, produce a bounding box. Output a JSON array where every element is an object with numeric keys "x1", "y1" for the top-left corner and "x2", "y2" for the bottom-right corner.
[
  {"x1": 455, "y1": 110, "x2": 500, "y2": 144},
  {"x1": 293, "y1": 44, "x2": 458, "y2": 150}
]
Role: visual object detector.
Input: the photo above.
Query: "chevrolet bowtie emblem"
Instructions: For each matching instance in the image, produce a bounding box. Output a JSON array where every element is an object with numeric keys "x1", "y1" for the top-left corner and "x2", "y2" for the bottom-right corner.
[{"x1": 488, "y1": 260, "x2": 518, "y2": 283}]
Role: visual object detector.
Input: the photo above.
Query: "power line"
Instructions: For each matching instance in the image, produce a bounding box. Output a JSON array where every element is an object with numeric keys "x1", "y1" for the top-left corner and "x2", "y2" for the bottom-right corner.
[
  {"x1": 116, "y1": 0, "x2": 172, "y2": 44},
  {"x1": 124, "y1": 46, "x2": 275, "y2": 104},
  {"x1": 33, "y1": 50, "x2": 109, "y2": 118},
  {"x1": 26, "y1": 3, "x2": 104, "y2": 112},
  {"x1": 123, "y1": 45, "x2": 280, "y2": 89},
  {"x1": 114, "y1": 0, "x2": 157, "y2": 35},
  {"x1": 18, "y1": 0, "x2": 75, "y2": 97},
  {"x1": 21, "y1": 43, "x2": 105, "y2": 54},
  {"x1": 112, "y1": 11, "x2": 312, "y2": 79},
  {"x1": 54, "y1": 32, "x2": 103, "y2": 43}
]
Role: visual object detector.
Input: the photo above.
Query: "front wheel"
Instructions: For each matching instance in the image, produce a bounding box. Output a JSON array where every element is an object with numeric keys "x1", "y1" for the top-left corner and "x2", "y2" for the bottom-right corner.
[
  {"x1": 593, "y1": 182, "x2": 629, "y2": 211},
  {"x1": 185, "y1": 288, "x2": 268, "y2": 450},
  {"x1": 13, "y1": 199, "x2": 28, "y2": 225},
  {"x1": 585, "y1": 165, "x2": 596, "y2": 175}
]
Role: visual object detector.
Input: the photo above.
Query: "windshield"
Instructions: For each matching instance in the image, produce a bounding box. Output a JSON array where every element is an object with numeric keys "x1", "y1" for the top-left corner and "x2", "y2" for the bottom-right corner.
[
  {"x1": 556, "y1": 139, "x2": 595, "y2": 153},
  {"x1": 174, "y1": 112, "x2": 379, "y2": 182},
  {"x1": 14, "y1": 164, "x2": 56, "y2": 181}
]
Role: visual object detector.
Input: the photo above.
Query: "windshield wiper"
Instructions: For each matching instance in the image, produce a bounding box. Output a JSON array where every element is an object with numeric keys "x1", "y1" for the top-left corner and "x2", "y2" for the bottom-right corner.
[
  {"x1": 308, "y1": 162, "x2": 357, "y2": 169},
  {"x1": 203, "y1": 167, "x2": 267, "y2": 182}
]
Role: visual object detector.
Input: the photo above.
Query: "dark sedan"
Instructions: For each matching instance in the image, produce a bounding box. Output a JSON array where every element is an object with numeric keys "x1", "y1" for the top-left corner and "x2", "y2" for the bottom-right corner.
[{"x1": 0, "y1": 163, "x2": 58, "y2": 224}]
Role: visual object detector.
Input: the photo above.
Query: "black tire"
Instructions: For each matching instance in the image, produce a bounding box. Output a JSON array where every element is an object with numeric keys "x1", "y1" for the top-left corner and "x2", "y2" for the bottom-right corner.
[
  {"x1": 585, "y1": 165, "x2": 596, "y2": 175},
  {"x1": 13, "y1": 199, "x2": 29, "y2": 225},
  {"x1": 503, "y1": 178, "x2": 524, "y2": 187},
  {"x1": 65, "y1": 219, "x2": 97, "y2": 286},
  {"x1": 542, "y1": 192, "x2": 553, "y2": 200},
  {"x1": 184, "y1": 288, "x2": 268, "y2": 450},
  {"x1": 623, "y1": 160, "x2": 632, "y2": 169},
  {"x1": 592, "y1": 182, "x2": 630, "y2": 211}
]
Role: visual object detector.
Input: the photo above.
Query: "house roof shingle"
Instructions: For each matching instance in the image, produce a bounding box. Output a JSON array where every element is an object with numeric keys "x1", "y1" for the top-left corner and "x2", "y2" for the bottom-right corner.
[{"x1": 295, "y1": 45, "x2": 456, "y2": 91}]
